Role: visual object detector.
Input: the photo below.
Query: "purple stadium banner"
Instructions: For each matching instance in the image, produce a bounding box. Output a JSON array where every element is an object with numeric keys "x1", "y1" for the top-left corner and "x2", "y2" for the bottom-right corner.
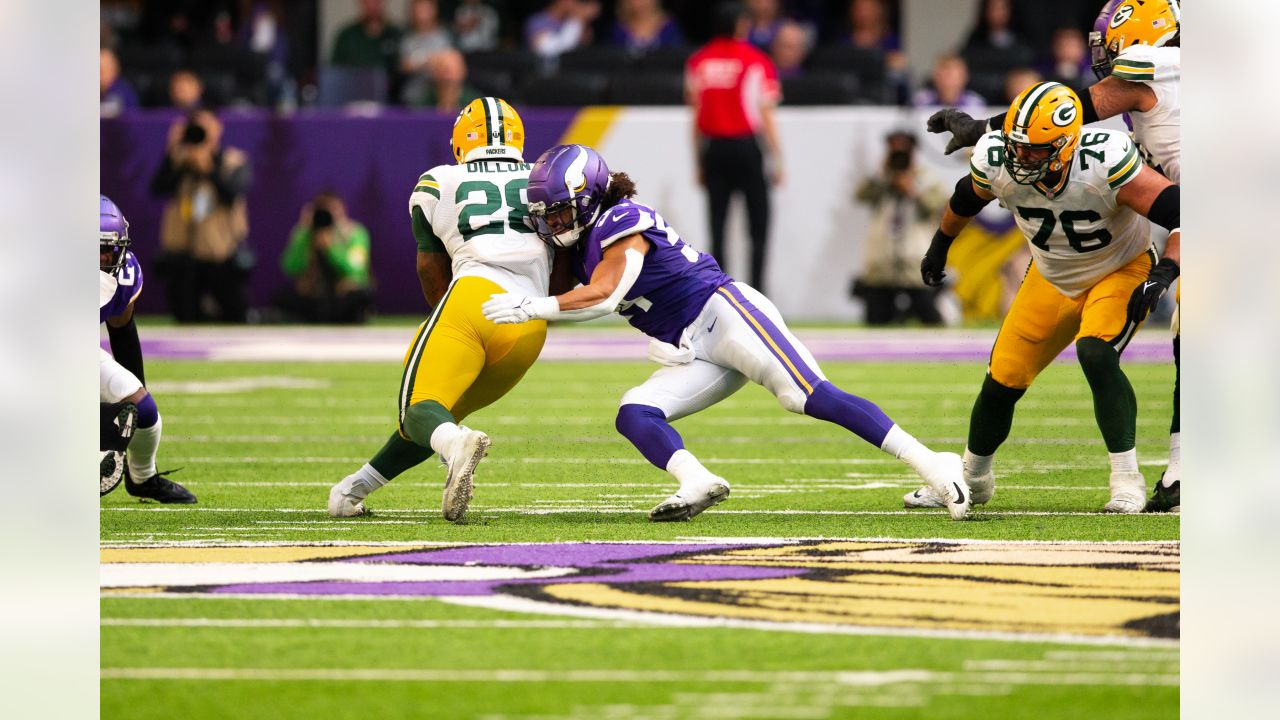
[{"x1": 100, "y1": 109, "x2": 578, "y2": 316}]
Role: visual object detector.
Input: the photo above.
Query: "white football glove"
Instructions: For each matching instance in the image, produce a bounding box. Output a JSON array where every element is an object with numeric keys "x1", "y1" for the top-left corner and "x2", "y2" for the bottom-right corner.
[
  {"x1": 647, "y1": 331, "x2": 695, "y2": 366},
  {"x1": 482, "y1": 293, "x2": 558, "y2": 325}
]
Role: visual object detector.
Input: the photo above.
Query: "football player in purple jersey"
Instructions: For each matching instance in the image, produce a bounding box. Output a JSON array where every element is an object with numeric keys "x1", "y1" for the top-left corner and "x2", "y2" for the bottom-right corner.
[
  {"x1": 100, "y1": 195, "x2": 195, "y2": 502},
  {"x1": 482, "y1": 145, "x2": 971, "y2": 521}
]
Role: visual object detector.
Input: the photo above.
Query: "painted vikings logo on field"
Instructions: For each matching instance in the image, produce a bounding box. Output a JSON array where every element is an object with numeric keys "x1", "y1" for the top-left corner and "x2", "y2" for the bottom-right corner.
[{"x1": 101, "y1": 541, "x2": 1180, "y2": 641}]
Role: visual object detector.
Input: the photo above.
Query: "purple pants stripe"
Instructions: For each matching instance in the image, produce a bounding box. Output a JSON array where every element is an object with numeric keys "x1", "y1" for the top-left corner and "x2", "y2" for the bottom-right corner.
[{"x1": 716, "y1": 284, "x2": 821, "y2": 394}]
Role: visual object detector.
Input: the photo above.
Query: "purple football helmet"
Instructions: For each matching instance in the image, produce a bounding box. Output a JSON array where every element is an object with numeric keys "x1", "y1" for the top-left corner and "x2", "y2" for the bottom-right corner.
[
  {"x1": 1088, "y1": 0, "x2": 1125, "y2": 80},
  {"x1": 526, "y1": 144, "x2": 611, "y2": 248},
  {"x1": 100, "y1": 195, "x2": 131, "y2": 276}
]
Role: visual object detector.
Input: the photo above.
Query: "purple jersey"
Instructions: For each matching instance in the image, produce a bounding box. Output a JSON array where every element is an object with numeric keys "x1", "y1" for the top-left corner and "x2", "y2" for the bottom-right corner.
[
  {"x1": 575, "y1": 200, "x2": 731, "y2": 344},
  {"x1": 100, "y1": 251, "x2": 143, "y2": 324}
]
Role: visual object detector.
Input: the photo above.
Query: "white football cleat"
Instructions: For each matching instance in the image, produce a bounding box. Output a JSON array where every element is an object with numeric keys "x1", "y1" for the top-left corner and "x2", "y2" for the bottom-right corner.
[
  {"x1": 328, "y1": 480, "x2": 367, "y2": 517},
  {"x1": 441, "y1": 426, "x2": 490, "y2": 522},
  {"x1": 903, "y1": 469, "x2": 994, "y2": 509},
  {"x1": 1103, "y1": 471, "x2": 1145, "y2": 514},
  {"x1": 917, "y1": 451, "x2": 970, "y2": 520},
  {"x1": 649, "y1": 480, "x2": 730, "y2": 522}
]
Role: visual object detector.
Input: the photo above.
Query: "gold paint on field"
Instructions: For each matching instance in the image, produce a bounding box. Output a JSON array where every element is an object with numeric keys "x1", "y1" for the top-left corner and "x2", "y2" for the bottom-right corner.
[
  {"x1": 543, "y1": 541, "x2": 1179, "y2": 639},
  {"x1": 100, "y1": 546, "x2": 423, "y2": 564}
]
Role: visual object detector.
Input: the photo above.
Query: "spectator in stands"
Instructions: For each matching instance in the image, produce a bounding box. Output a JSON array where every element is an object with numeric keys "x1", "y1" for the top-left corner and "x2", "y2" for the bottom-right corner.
[
  {"x1": 853, "y1": 130, "x2": 947, "y2": 326},
  {"x1": 744, "y1": 0, "x2": 784, "y2": 52},
  {"x1": 609, "y1": 0, "x2": 685, "y2": 53},
  {"x1": 100, "y1": 47, "x2": 139, "y2": 117},
  {"x1": 453, "y1": 0, "x2": 500, "y2": 52},
  {"x1": 526, "y1": 0, "x2": 601, "y2": 60},
  {"x1": 1039, "y1": 27, "x2": 1091, "y2": 93},
  {"x1": 687, "y1": 1, "x2": 782, "y2": 293},
  {"x1": 168, "y1": 69, "x2": 205, "y2": 112},
  {"x1": 1003, "y1": 66, "x2": 1041, "y2": 103},
  {"x1": 964, "y1": 0, "x2": 1026, "y2": 53},
  {"x1": 274, "y1": 192, "x2": 373, "y2": 324},
  {"x1": 150, "y1": 110, "x2": 253, "y2": 323},
  {"x1": 331, "y1": 0, "x2": 403, "y2": 78},
  {"x1": 770, "y1": 21, "x2": 810, "y2": 80},
  {"x1": 845, "y1": 0, "x2": 908, "y2": 103},
  {"x1": 405, "y1": 49, "x2": 482, "y2": 110},
  {"x1": 400, "y1": 0, "x2": 454, "y2": 99},
  {"x1": 912, "y1": 54, "x2": 986, "y2": 112},
  {"x1": 238, "y1": 1, "x2": 294, "y2": 107}
]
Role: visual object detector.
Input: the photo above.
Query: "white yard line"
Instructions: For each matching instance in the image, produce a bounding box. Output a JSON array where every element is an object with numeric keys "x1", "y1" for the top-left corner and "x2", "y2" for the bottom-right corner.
[{"x1": 102, "y1": 618, "x2": 642, "y2": 630}]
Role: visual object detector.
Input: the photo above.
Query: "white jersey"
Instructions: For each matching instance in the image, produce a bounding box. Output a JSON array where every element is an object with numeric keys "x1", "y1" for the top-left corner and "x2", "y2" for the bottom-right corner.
[
  {"x1": 1112, "y1": 45, "x2": 1180, "y2": 183},
  {"x1": 408, "y1": 159, "x2": 552, "y2": 298},
  {"x1": 971, "y1": 130, "x2": 1150, "y2": 297}
]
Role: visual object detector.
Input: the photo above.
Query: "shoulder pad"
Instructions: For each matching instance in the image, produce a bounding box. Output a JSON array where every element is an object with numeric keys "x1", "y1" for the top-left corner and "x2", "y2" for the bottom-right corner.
[
  {"x1": 969, "y1": 132, "x2": 1007, "y2": 192},
  {"x1": 592, "y1": 202, "x2": 656, "y2": 249},
  {"x1": 1112, "y1": 45, "x2": 1178, "y2": 83},
  {"x1": 1078, "y1": 131, "x2": 1140, "y2": 190}
]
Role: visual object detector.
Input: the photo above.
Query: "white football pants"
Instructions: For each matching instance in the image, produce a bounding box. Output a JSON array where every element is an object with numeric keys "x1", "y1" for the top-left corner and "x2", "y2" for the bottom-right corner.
[
  {"x1": 100, "y1": 347, "x2": 143, "y2": 403},
  {"x1": 620, "y1": 282, "x2": 827, "y2": 419}
]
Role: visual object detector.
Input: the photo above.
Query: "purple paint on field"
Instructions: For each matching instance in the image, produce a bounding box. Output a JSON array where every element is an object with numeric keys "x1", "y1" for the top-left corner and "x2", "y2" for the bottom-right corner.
[{"x1": 208, "y1": 542, "x2": 804, "y2": 597}]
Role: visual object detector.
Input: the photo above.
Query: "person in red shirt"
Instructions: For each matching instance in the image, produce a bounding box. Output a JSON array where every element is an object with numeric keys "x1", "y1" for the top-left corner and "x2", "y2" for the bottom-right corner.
[{"x1": 686, "y1": 1, "x2": 783, "y2": 294}]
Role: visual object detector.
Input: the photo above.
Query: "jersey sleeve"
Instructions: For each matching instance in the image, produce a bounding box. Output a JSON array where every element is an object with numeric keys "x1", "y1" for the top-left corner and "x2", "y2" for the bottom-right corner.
[
  {"x1": 1102, "y1": 133, "x2": 1142, "y2": 190},
  {"x1": 409, "y1": 169, "x2": 446, "y2": 253},
  {"x1": 968, "y1": 132, "x2": 1005, "y2": 193},
  {"x1": 593, "y1": 203, "x2": 656, "y2": 249},
  {"x1": 1111, "y1": 45, "x2": 1178, "y2": 84}
]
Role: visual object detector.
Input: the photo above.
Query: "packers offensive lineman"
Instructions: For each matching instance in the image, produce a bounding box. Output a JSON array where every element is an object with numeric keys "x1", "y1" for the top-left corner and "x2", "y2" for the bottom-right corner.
[
  {"x1": 924, "y1": 0, "x2": 1181, "y2": 512},
  {"x1": 907, "y1": 82, "x2": 1181, "y2": 513},
  {"x1": 483, "y1": 144, "x2": 973, "y2": 522},
  {"x1": 329, "y1": 97, "x2": 554, "y2": 522},
  {"x1": 100, "y1": 195, "x2": 196, "y2": 503}
]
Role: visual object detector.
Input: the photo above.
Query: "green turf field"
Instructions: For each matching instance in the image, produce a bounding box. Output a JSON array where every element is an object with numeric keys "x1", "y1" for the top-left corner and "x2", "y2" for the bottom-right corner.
[{"x1": 101, "y1": 355, "x2": 1179, "y2": 719}]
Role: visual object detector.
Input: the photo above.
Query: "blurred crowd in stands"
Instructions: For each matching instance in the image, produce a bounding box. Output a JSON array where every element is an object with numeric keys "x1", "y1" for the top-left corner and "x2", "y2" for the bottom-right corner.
[{"x1": 101, "y1": 0, "x2": 1108, "y2": 114}]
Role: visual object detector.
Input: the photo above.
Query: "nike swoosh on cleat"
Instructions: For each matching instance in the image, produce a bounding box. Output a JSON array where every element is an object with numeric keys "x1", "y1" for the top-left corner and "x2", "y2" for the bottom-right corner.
[
  {"x1": 952, "y1": 482, "x2": 966, "y2": 505},
  {"x1": 912, "y1": 490, "x2": 923, "y2": 498}
]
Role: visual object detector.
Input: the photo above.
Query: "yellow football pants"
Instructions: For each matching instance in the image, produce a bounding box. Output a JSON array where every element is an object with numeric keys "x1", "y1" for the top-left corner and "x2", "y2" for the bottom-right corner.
[
  {"x1": 989, "y1": 249, "x2": 1155, "y2": 389},
  {"x1": 397, "y1": 276, "x2": 546, "y2": 435}
]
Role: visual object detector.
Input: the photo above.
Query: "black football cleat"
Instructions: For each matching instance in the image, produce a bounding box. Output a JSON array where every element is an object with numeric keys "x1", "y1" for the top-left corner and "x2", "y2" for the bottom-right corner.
[
  {"x1": 1143, "y1": 473, "x2": 1180, "y2": 514},
  {"x1": 125, "y1": 469, "x2": 197, "y2": 504}
]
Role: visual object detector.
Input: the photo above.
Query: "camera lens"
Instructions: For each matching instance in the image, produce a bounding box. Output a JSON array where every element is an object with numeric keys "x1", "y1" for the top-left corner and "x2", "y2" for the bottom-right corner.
[
  {"x1": 312, "y1": 208, "x2": 334, "y2": 229},
  {"x1": 181, "y1": 123, "x2": 207, "y2": 145}
]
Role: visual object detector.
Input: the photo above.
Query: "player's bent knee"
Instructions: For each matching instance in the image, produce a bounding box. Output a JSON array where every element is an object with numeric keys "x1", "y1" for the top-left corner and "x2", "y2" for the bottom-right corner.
[
  {"x1": 616, "y1": 403, "x2": 665, "y2": 436},
  {"x1": 988, "y1": 357, "x2": 1035, "y2": 391},
  {"x1": 135, "y1": 392, "x2": 159, "y2": 428},
  {"x1": 1075, "y1": 337, "x2": 1119, "y2": 374},
  {"x1": 775, "y1": 387, "x2": 808, "y2": 414}
]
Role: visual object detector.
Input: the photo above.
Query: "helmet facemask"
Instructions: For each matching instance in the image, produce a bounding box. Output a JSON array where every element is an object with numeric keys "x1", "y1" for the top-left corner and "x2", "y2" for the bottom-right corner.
[
  {"x1": 100, "y1": 230, "x2": 130, "y2": 276},
  {"x1": 528, "y1": 194, "x2": 599, "y2": 249},
  {"x1": 1003, "y1": 131, "x2": 1070, "y2": 185}
]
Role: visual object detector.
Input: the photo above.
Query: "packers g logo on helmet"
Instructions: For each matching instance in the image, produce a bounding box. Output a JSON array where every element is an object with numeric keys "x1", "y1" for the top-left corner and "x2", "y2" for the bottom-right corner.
[
  {"x1": 450, "y1": 97, "x2": 525, "y2": 164},
  {"x1": 1002, "y1": 81, "x2": 1083, "y2": 186},
  {"x1": 1104, "y1": 0, "x2": 1180, "y2": 61}
]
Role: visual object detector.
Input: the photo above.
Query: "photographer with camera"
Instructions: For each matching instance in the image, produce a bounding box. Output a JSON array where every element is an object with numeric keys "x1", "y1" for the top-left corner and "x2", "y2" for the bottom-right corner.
[
  {"x1": 852, "y1": 130, "x2": 948, "y2": 325},
  {"x1": 150, "y1": 109, "x2": 253, "y2": 323},
  {"x1": 273, "y1": 192, "x2": 373, "y2": 324}
]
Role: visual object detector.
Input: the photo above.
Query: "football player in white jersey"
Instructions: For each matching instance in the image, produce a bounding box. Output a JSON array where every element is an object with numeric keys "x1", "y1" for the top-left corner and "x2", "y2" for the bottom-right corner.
[
  {"x1": 329, "y1": 97, "x2": 559, "y2": 522},
  {"x1": 909, "y1": 82, "x2": 1181, "y2": 513},
  {"x1": 924, "y1": 0, "x2": 1181, "y2": 513}
]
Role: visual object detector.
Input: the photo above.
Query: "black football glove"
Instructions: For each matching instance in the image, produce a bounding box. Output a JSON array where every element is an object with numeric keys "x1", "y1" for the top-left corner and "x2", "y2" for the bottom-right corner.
[
  {"x1": 927, "y1": 109, "x2": 989, "y2": 155},
  {"x1": 921, "y1": 230, "x2": 956, "y2": 287},
  {"x1": 1126, "y1": 258, "x2": 1180, "y2": 324}
]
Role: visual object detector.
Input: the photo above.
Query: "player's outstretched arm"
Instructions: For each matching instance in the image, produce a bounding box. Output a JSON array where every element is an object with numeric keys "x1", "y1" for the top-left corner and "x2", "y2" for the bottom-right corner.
[
  {"x1": 921, "y1": 176, "x2": 994, "y2": 286},
  {"x1": 1117, "y1": 165, "x2": 1180, "y2": 322},
  {"x1": 483, "y1": 235, "x2": 649, "y2": 325}
]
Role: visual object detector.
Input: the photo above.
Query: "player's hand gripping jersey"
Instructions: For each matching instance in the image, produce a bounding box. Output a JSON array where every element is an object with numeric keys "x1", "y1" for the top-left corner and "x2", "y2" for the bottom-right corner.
[
  {"x1": 1111, "y1": 45, "x2": 1179, "y2": 182},
  {"x1": 409, "y1": 159, "x2": 552, "y2": 298},
  {"x1": 970, "y1": 129, "x2": 1149, "y2": 297},
  {"x1": 576, "y1": 200, "x2": 732, "y2": 345}
]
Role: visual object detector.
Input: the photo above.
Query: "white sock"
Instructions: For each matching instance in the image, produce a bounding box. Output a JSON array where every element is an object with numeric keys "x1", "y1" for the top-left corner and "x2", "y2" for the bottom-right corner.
[
  {"x1": 1108, "y1": 448, "x2": 1139, "y2": 474},
  {"x1": 962, "y1": 448, "x2": 994, "y2": 479},
  {"x1": 126, "y1": 416, "x2": 161, "y2": 482},
  {"x1": 340, "y1": 464, "x2": 388, "y2": 500},
  {"x1": 666, "y1": 449, "x2": 717, "y2": 494},
  {"x1": 1163, "y1": 432, "x2": 1180, "y2": 486},
  {"x1": 879, "y1": 424, "x2": 933, "y2": 476},
  {"x1": 429, "y1": 422, "x2": 463, "y2": 456}
]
